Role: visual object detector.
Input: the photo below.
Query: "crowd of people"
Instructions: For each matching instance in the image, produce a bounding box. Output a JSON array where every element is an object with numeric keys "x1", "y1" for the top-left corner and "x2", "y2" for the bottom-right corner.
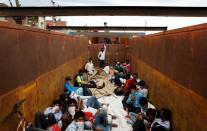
[{"x1": 33, "y1": 45, "x2": 172, "y2": 131}]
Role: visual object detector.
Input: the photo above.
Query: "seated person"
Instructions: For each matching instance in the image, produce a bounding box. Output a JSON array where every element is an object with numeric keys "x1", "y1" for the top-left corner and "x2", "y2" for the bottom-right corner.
[
  {"x1": 132, "y1": 111, "x2": 146, "y2": 131},
  {"x1": 66, "y1": 111, "x2": 85, "y2": 131},
  {"x1": 138, "y1": 80, "x2": 148, "y2": 98},
  {"x1": 85, "y1": 58, "x2": 94, "y2": 75},
  {"x1": 67, "y1": 98, "x2": 78, "y2": 118},
  {"x1": 128, "y1": 108, "x2": 156, "y2": 129},
  {"x1": 103, "y1": 63, "x2": 110, "y2": 74},
  {"x1": 114, "y1": 61, "x2": 124, "y2": 73},
  {"x1": 123, "y1": 85, "x2": 144, "y2": 112},
  {"x1": 77, "y1": 99, "x2": 98, "y2": 125},
  {"x1": 122, "y1": 74, "x2": 138, "y2": 108},
  {"x1": 74, "y1": 69, "x2": 88, "y2": 87},
  {"x1": 59, "y1": 112, "x2": 73, "y2": 131},
  {"x1": 44, "y1": 100, "x2": 63, "y2": 122},
  {"x1": 75, "y1": 69, "x2": 95, "y2": 89},
  {"x1": 94, "y1": 106, "x2": 118, "y2": 131},
  {"x1": 139, "y1": 97, "x2": 156, "y2": 117},
  {"x1": 46, "y1": 113, "x2": 61, "y2": 131},
  {"x1": 64, "y1": 76, "x2": 83, "y2": 95},
  {"x1": 122, "y1": 59, "x2": 131, "y2": 74},
  {"x1": 114, "y1": 71, "x2": 126, "y2": 86},
  {"x1": 151, "y1": 108, "x2": 172, "y2": 131},
  {"x1": 123, "y1": 73, "x2": 138, "y2": 94},
  {"x1": 108, "y1": 66, "x2": 116, "y2": 82}
]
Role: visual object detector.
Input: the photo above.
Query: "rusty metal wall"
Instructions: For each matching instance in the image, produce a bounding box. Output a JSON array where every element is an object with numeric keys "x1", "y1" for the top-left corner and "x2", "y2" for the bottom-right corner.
[
  {"x1": 128, "y1": 23, "x2": 207, "y2": 99},
  {"x1": 0, "y1": 21, "x2": 88, "y2": 95},
  {"x1": 128, "y1": 23, "x2": 207, "y2": 131},
  {"x1": 128, "y1": 55, "x2": 207, "y2": 131},
  {"x1": 88, "y1": 44, "x2": 128, "y2": 66},
  {"x1": 0, "y1": 21, "x2": 88, "y2": 131}
]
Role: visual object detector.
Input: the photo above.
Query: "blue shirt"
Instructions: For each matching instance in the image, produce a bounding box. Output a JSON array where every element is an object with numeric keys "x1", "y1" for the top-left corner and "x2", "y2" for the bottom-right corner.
[
  {"x1": 44, "y1": 107, "x2": 62, "y2": 122},
  {"x1": 126, "y1": 91, "x2": 144, "y2": 107},
  {"x1": 64, "y1": 82, "x2": 77, "y2": 93}
]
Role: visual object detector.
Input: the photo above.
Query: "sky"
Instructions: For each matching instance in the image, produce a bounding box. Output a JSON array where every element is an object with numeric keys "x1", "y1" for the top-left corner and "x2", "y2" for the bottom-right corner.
[{"x1": 1, "y1": 0, "x2": 207, "y2": 34}]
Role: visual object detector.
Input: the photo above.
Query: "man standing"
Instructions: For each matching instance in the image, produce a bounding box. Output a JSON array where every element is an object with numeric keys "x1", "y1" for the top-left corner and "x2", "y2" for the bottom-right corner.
[{"x1": 98, "y1": 44, "x2": 106, "y2": 68}]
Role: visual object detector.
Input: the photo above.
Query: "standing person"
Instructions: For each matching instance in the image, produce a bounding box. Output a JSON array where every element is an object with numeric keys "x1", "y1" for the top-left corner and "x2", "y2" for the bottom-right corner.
[{"x1": 98, "y1": 44, "x2": 106, "y2": 68}]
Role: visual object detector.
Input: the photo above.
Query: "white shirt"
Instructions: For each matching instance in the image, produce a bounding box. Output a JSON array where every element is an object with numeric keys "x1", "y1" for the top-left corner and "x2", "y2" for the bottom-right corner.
[
  {"x1": 151, "y1": 118, "x2": 170, "y2": 130},
  {"x1": 85, "y1": 62, "x2": 94, "y2": 75},
  {"x1": 70, "y1": 93, "x2": 92, "y2": 105},
  {"x1": 98, "y1": 45, "x2": 106, "y2": 60},
  {"x1": 139, "y1": 88, "x2": 148, "y2": 98},
  {"x1": 103, "y1": 66, "x2": 110, "y2": 74},
  {"x1": 82, "y1": 105, "x2": 97, "y2": 116}
]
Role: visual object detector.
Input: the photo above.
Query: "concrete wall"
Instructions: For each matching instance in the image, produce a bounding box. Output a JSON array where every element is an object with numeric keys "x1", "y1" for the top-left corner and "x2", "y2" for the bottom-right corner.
[
  {"x1": 128, "y1": 23, "x2": 207, "y2": 131},
  {"x1": 0, "y1": 22, "x2": 88, "y2": 131}
]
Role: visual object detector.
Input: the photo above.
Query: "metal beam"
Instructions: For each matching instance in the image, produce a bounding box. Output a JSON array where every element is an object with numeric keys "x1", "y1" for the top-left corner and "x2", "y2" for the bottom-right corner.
[
  {"x1": 69, "y1": 32, "x2": 145, "y2": 37},
  {"x1": 47, "y1": 26, "x2": 167, "y2": 31},
  {"x1": 0, "y1": 6, "x2": 207, "y2": 17}
]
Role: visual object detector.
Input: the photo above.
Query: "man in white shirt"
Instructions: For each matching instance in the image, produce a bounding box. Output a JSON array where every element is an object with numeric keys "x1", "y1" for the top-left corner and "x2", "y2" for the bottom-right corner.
[
  {"x1": 138, "y1": 80, "x2": 148, "y2": 98},
  {"x1": 98, "y1": 45, "x2": 106, "y2": 68},
  {"x1": 85, "y1": 58, "x2": 94, "y2": 75}
]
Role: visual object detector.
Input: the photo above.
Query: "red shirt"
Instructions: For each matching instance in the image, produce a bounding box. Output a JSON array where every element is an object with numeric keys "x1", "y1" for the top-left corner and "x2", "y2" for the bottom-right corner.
[
  {"x1": 123, "y1": 63, "x2": 131, "y2": 73},
  {"x1": 124, "y1": 78, "x2": 135, "y2": 91}
]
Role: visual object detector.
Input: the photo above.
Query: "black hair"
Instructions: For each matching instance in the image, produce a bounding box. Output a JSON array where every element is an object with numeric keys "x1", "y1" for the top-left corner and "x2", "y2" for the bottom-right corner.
[
  {"x1": 138, "y1": 80, "x2": 146, "y2": 86},
  {"x1": 146, "y1": 108, "x2": 157, "y2": 118},
  {"x1": 67, "y1": 98, "x2": 77, "y2": 106},
  {"x1": 132, "y1": 73, "x2": 138, "y2": 77},
  {"x1": 47, "y1": 113, "x2": 57, "y2": 126},
  {"x1": 135, "y1": 107, "x2": 141, "y2": 114},
  {"x1": 78, "y1": 69, "x2": 84, "y2": 74},
  {"x1": 65, "y1": 76, "x2": 71, "y2": 82},
  {"x1": 126, "y1": 59, "x2": 129, "y2": 63},
  {"x1": 52, "y1": 100, "x2": 60, "y2": 106},
  {"x1": 61, "y1": 112, "x2": 73, "y2": 131},
  {"x1": 139, "y1": 97, "x2": 148, "y2": 106},
  {"x1": 88, "y1": 58, "x2": 92, "y2": 61},
  {"x1": 160, "y1": 108, "x2": 172, "y2": 121},
  {"x1": 59, "y1": 94, "x2": 69, "y2": 103},
  {"x1": 151, "y1": 125, "x2": 166, "y2": 131},
  {"x1": 74, "y1": 111, "x2": 85, "y2": 120}
]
